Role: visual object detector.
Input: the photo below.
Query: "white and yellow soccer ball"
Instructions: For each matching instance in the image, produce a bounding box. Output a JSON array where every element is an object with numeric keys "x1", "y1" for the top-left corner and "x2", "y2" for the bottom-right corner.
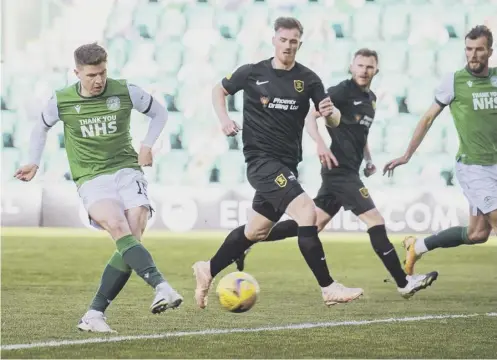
[{"x1": 216, "y1": 271, "x2": 260, "y2": 313}]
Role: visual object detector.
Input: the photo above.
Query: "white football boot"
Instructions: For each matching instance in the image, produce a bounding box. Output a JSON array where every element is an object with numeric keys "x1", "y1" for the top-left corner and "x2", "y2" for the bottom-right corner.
[
  {"x1": 398, "y1": 271, "x2": 438, "y2": 299},
  {"x1": 77, "y1": 310, "x2": 116, "y2": 333},
  {"x1": 192, "y1": 261, "x2": 214, "y2": 309},
  {"x1": 150, "y1": 282, "x2": 184, "y2": 314},
  {"x1": 321, "y1": 282, "x2": 364, "y2": 306}
]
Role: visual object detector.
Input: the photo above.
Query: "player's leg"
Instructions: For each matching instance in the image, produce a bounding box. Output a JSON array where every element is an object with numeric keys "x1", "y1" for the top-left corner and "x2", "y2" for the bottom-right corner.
[
  {"x1": 84, "y1": 207, "x2": 146, "y2": 322},
  {"x1": 285, "y1": 191, "x2": 363, "y2": 306},
  {"x1": 404, "y1": 210, "x2": 491, "y2": 274},
  {"x1": 358, "y1": 207, "x2": 438, "y2": 298},
  {"x1": 403, "y1": 162, "x2": 496, "y2": 274},
  {"x1": 192, "y1": 198, "x2": 276, "y2": 308},
  {"x1": 117, "y1": 168, "x2": 183, "y2": 313}
]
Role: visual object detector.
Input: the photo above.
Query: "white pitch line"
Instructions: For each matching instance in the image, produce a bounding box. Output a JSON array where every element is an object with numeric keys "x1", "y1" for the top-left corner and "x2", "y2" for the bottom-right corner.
[{"x1": 3, "y1": 313, "x2": 495, "y2": 351}]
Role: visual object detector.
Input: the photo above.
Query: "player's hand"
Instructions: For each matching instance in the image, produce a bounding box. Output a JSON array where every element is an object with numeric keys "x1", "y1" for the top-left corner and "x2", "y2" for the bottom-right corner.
[
  {"x1": 221, "y1": 119, "x2": 241, "y2": 137},
  {"x1": 383, "y1": 155, "x2": 408, "y2": 177},
  {"x1": 363, "y1": 162, "x2": 376, "y2": 177},
  {"x1": 318, "y1": 97, "x2": 334, "y2": 117},
  {"x1": 317, "y1": 142, "x2": 338, "y2": 170},
  {"x1": 14, "y1": 164, "x2": 38, "y2": 182},
  {"x1": 138, "y1": 145, "x2": 154, "y2": 167}
]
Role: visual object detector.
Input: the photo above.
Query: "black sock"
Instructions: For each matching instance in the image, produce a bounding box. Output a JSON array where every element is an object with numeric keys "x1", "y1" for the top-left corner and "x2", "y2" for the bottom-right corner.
[
  {"x1": 367, "y1": 225, "x2": 408, "y2": 288},
  {"x1": 298, "y1": 226, "x2": 333, "y2": 287},
  {"x1": 265, "y1": 220, "x2": 299, "y2": 241},
  {"x1": 210, "y1": 226, "x2": 255, "y2": 277}
]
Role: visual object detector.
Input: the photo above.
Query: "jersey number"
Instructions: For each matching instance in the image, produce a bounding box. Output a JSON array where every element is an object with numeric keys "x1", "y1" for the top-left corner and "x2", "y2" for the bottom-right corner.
[{"x1": 136, "y1": 181, "x2": 148, "y2": 197}]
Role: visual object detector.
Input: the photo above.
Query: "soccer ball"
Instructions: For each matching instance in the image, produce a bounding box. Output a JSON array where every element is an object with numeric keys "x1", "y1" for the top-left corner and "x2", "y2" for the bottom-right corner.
[{"x1": 216, "y1": 271, "x2": 260, "y2": 313}]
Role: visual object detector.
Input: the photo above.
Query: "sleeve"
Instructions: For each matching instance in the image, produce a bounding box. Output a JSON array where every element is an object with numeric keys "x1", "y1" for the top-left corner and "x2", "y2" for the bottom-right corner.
[
  {"x1": 327, "y1": 84, "x2": 347, "y2": 109},
  {"x1": 127, "y1": 83, "x2": 167, "y2": 148},
  {"x1": 28, "y1": 95, "x2": 60, "y2": 165},
  {"x1": 221, "y1": 64, "x2": 253, "y2": 95},
  {"x1": 308, "y1": 72, "x2": 328, "y2": 110},
  {"x1": 127, "y1": 83, "x2": 154, "y2": 114},
  {"x1": 41, "y1": 94, "x2": 60, "y2": 128},
  {"x1": 434, "y1": 72, "x2": 455, "y2": 106}
]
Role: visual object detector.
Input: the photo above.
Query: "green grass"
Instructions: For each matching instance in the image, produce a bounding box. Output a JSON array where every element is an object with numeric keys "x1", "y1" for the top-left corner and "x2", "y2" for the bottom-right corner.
[{"x1": 1, "y1": 229, "x2": 496, "y2": 358}]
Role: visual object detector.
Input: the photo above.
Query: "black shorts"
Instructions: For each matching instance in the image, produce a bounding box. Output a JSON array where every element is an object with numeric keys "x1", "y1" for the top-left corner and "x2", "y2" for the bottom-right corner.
[
  {"x1": 314, "y1": 171, "x2": 376, "y2": 217},
  {"x1": 246, "y1": 158, "x2": 304, "y2": 222}
]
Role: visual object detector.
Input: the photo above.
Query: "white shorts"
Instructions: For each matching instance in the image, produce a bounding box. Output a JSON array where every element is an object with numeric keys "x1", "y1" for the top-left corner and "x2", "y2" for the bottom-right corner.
[
  {"x1": 78, "y1": 168, "x2": 152, "y2": 228},
  {"x1": 455, "y1": 162, "x2": 497, "y2": 216}
]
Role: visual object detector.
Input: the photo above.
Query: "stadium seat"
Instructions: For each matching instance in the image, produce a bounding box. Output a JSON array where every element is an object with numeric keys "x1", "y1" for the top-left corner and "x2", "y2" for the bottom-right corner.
[
  {"x1": 351, "y1": 4, "x2": 381, "y2": 41},
  {"x1": 381, "y1": 4, "x2": 410, "y2": 40},
  {"x1": 436, "y1": 39, "x2": 466, "y2": 75},
  {"x1": 376, "y1": 42, "x2": 408, "y2": 73},
  {"x1": 1, "y1": 148, "x2": 20, "y2": 181},
  {"x1": 43, "y1": 149, "x2": 70, "y2": 181},
  {"x1": 324, "y1": 40, "x2": 354, "y2": 73},
  {"x1": 217, "y1": 150, "x2": 245, "y2": 185},
  {"x1": 210, "y1": 40, "x2": 239, "y2": 74},
  {"x1": 186, "y1": 3, "x2": 215, "y2": 30},
  {"x1": 407, "y1": 46, "x2": 436, "y2": 77},
  {"x1": 132, "y1": 2, "x2": 161, "y2": 38},
  {"x1": 383, "y1": 114, "x2": 418, "y2": 154},
  {"x1": 157, "y1": 150, "x2": 189, "y2": 185},
  {"x1": 406, "y1": 78, "x2": 439, "y2": 115},
  {"x1": 2, "y1": 110, "x2": 16, "y2": 148},
  {"x1": 155, "y1": 42, "x2": 183, "y2": 75},
  {"x1": 157, "y1": 6, "x2": 187, "y2": 40},
  {"x1": 215, "y1": 9, "x2": 241, "y2": 39},
  {"x1": 367, "y1": 123, "x2": 384, "y2": 154}
]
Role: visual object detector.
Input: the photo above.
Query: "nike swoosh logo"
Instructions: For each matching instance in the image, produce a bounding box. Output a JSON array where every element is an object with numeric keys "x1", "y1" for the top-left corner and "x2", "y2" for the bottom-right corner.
[
  {"x1": 256, "y1": 80, "x2": 269, "y2": 85},
  {"x1": 353, "y1": 101, "x2": 362, "y2": 105},
  {"x1": 383, "y1": 248, "x2": 394, "y2": 256}
]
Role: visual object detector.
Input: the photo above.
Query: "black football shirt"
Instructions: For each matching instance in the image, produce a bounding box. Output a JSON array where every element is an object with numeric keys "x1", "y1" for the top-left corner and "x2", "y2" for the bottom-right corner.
[
  {"x1": 222, "y1": 58, "x2": 327, "y2": 168},
  {"x1": 324, "y1": 79, "x2": 377, "y2": 173}
]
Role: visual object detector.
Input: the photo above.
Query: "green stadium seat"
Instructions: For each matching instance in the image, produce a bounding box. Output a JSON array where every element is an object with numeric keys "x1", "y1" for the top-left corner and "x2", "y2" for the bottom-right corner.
[
  {"x1": 133, "y1": 2, "x2": 161, "y2": 38},
  {"x1": 2, "y1": 110, "x2": 16, "y2": 147},
  {"x1": 157, "y1": 150, "x2": 189, "y2": 185},
  {"x1": 1, "y1": 148, "x2": 20, "y2": 181},
  {"x1": 215, "y1": 9, "x2": 241, "y2": 39},
  {"x1": 438, "y1": 5, "x2": 468, "y2": 38},
  {"x1": 106, "y1": 37, "x2": 130, "y2": 75},
  {"x1": 155, "y1": 42, "x2": 183, "y2": 75},
  {"x1": 186, "y1": 4, "x2": 215, "y2": 30},
  {"x1": 325, "y1": 40, "x2": 354, "y2": 73},
  {"x1": 157, "y1": 7, "x2": 186, "y2": 40},
  {"x1": 351, "y1": 4, "x2": 381, "y2": 41},
  {"x1": 376, "y1": 42, "x2": 408, "y2": 73},
  {"x1": 381, "y1": 4, "x2": 410, "y2": 40},
  {"x1": 383, "y1": 114, "x2": 418, "y2": 154},
  {"x1": 436, "y1": 39, "x2": 466, "y2": 75},
  {"x1": 43, "y1": 149, "x2": 70, "y2": 181},
  {"x1": 407, "y1": 47, "x2": 436, "y2": 77},
  {"x1": 368, "y1": 123, "x2": 384, "y2": 154},
  {"x1": 217, "y1": 150, "x2": 245, "y2": 185},
  {"x1": 406, "y1": 78, "x2": 439, "y2": 115},
  {"x1": 210, "y1": 40, "x2": 238, "y2": 74}
]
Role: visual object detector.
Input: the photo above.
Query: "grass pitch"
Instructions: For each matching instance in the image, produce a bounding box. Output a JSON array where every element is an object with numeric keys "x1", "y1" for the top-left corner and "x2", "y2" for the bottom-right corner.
[{"x1": 1, "y1": 228, "x2": 496, "y2": 358}]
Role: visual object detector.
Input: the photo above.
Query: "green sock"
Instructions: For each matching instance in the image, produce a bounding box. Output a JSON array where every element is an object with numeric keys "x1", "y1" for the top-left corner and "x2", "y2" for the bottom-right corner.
[
  {"x1": 116, "y1": 235, "x2": 164, "y2": 288},
  {"x1": 90, "y1": 251, "x2": 132, "y2": 313},
  {"x1": 424, "y1": 226, "x2": 469, "y2": 251}
]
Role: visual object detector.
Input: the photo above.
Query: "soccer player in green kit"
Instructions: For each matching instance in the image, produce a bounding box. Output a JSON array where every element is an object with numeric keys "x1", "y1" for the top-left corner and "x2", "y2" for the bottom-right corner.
[
  {"x1": 14, "y1": 43, "x2": 183, "y2": 333},
  {"x1": 384, "y1": 25, "x2": 497, "y2": 276}
]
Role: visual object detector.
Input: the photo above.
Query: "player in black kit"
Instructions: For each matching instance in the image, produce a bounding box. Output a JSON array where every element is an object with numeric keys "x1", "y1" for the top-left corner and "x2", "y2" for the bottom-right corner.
[
  {"x1": 192, "y1": 17, "x2": 364, "y2": 309},
  {"x1": 234, "y1": 49, "x2": 439, "y2": 298}
]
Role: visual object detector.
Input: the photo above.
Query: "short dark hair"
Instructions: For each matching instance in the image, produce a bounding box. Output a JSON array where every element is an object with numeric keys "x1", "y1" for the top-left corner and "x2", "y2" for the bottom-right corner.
[
  {"x1": 465, "y1": 25, "x2": 493, "y2": 49},
  {"x1": 274, "y1": 17, "x2": 304, "y2": 36},
  {"x1": 74, "y1": 43, "x2": 108, "y2": 67},
  {"x1": 353, "y1": 48, "x2": 379, "y2": 63}
]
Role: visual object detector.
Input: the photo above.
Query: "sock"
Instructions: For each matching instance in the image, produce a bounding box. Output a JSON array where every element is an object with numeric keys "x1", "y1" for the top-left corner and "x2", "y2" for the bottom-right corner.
[
  {"x1": 265, "y1": 220, "x2": 299, "y2": 241},
  {"x1": 367, "y1": 225, "x2": 408, "y2": 288},
  {"x1": 422, "y1": 226, "x2": 470, "y2": 253},
  {"x1": 116, "y1": 235, "x2": 165, "y2": 288},
  {"x1": 210, "y1": 226, "x2": 255, "y2": 277},
  {"x1": 90, "y1": 251, "x2": 132, "y2": 313},
  {"x1": 297, "y1": 226, "x2": 334, "y2": 287}
]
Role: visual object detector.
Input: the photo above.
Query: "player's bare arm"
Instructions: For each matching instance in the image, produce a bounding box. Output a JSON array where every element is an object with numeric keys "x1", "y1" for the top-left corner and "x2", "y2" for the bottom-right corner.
[
  {"x1": 383, "y1": 102, "x2": 444, "y2": 176},
  {"x1": 363, "y1": 141, "x2": 376, "y2": 177},
  {"x1": 305, "y1": 109, "x2": 338, "y2": 169},
  {"x1": 212, "y1": 83, "x2": 240, "y2": 137}
]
